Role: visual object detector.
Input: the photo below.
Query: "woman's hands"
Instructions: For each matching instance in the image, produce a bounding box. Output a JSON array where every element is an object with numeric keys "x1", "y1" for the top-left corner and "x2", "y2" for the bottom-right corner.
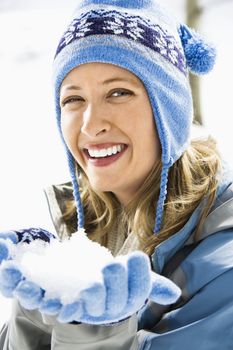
[
  {"x1": 53, "y1": 251, "x2": 181, "y2": 324},
  {"x1": 0, "y1": 228, "x2": 55, "y2": 298},
  {"x1": 0, "y1": 231, "x2": 18, "y2": 263},
  {"x1": 0, "y1": 228, "x2": 181, "y2": 325}
]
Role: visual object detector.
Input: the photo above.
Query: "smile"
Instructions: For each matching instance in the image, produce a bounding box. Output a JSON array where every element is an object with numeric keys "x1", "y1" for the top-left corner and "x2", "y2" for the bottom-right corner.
[
  {"x1": 83, "y1": 144, "x2": 128, "y2": 167},
  {"x1": 87, "y1": 144, "x2": 124, "y2": 158}
]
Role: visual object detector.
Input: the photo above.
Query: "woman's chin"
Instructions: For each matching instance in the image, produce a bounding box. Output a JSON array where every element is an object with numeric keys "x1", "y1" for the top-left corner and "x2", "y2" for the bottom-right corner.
[{"x1": 89, "y1": 181, "x2": 115, "y2": 194}]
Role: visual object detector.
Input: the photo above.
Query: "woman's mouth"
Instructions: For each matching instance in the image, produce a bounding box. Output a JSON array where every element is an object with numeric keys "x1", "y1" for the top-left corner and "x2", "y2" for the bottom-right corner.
[{"x1": 83, "y1": 144, "x2": 128, "y2": 167}]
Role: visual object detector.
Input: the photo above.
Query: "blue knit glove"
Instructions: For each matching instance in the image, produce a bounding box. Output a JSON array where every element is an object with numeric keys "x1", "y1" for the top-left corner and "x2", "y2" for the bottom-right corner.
[
  {"x1": 0, "y1": 229, "x2": 181, "y2": 325},
  {"x1": 0, "y1": 228, "x2": 55, "y2": 299},
  {"x1": 43, "y1": 252, "x2": 181, "y2": 325}
]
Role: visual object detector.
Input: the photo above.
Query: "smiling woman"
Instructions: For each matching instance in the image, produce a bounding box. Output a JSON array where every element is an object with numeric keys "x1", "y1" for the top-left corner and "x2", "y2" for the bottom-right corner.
[
  {"x1": 1, "y1": 0, "x2": 233, "y2": 349},
  {"x1": 60, "y1": 63, "x2": 160, "y2": 205}
]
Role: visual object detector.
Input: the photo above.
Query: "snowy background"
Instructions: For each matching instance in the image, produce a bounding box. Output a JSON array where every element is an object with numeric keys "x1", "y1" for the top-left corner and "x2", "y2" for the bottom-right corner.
[{"x1": 0, "y1": 0, "x2": 233, "y2": 329}]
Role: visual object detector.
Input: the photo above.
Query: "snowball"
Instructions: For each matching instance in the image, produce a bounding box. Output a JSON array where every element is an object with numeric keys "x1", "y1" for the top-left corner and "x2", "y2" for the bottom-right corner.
[{"x1": 15, "y1": 230, "x2": 114, "y2": 304}]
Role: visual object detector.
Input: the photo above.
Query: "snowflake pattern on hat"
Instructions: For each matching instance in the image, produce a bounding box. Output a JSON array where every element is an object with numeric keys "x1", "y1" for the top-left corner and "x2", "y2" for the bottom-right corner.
[{"x1": 56, "y1": 9, "x2": 186, "y2": 74}]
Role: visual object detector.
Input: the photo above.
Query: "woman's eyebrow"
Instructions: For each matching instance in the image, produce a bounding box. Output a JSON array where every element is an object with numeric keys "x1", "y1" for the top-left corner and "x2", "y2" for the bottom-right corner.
[
  {"x1": 62, "y1": 77, "x2": 140, "y2": 92},
  {"x1": 62, "y1": 85, "x2": 82, "y2": 91},
  {"x1": 102, "y1": 77, "x2": 141, "y2": 87}
]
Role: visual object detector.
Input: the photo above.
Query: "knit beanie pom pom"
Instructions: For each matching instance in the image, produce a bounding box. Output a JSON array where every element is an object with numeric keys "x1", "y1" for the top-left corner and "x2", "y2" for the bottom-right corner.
[
  {"x1": 81, "y1": 0, "x2": 153, "y2": 9},
  {"x1": 179, "y1": 24, "x2": 216, "y2": 75}
]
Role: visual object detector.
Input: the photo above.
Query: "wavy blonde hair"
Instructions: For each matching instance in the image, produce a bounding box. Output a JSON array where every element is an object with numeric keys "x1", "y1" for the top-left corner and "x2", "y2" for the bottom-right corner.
[{"x1": 63, "y1": 137, "x2": 221, "y2": 255}]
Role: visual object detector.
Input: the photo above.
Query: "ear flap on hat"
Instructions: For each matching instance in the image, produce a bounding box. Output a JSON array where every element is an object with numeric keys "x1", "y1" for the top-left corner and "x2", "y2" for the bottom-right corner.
[{"x1": 179, "y1": 24, "x2": 216, "y2": 75}]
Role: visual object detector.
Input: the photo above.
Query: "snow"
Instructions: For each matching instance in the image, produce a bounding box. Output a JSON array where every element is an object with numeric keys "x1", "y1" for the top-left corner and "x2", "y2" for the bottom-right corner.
[
  {"x1": 15, "y1": 231, "x2": 113, "y2": 304},
  {"x1": 0, "y1": 0, "x2": 233, "y2": 329}
]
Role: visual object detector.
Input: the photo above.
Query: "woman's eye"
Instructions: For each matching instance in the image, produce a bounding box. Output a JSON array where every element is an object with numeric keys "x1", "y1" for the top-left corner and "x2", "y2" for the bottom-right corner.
[
  {"x1": 61, "y1": 96, "x2": 84, "y2": 107},
  {"x1": 109, "y1": 89, "x2": 133, "y2": 98}
]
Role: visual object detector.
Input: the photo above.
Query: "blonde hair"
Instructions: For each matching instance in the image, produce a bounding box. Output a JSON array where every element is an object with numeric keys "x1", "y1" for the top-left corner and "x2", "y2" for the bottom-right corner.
[{"x1": 63, "y1": 137, "x2": 221, "y2": 255}]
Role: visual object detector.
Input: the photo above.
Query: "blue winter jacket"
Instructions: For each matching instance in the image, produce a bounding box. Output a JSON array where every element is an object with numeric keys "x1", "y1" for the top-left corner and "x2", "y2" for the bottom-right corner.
[
  {"x1": 137, "y1": 175, "x2": 233, "y2": 349},
  {"x1": 0, "y1": 173, "x2": 233, "y2": 349}
]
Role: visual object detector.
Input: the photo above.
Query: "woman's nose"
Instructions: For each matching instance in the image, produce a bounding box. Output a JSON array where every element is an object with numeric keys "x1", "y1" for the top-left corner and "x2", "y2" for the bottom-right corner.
[{"x1": 81, "y1": 103, "x2": 111, "y2": 137}]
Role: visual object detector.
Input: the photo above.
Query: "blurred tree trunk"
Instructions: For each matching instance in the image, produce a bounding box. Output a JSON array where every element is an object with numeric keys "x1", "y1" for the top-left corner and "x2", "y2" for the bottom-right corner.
[{"x1": 186, "y1": 0, "x2": 203, "y2": 125}]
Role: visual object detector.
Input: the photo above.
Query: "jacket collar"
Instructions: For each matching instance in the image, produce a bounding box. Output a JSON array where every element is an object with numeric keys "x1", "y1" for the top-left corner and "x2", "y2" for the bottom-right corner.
[{"x1": 151, "y1": 169, "x2": 233, "y2": 274}]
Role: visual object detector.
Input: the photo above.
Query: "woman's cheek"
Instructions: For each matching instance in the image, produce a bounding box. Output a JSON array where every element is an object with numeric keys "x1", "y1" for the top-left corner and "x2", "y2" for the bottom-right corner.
[{"x1": 61, "y1": 113, "x2": 79, "y2": 139}]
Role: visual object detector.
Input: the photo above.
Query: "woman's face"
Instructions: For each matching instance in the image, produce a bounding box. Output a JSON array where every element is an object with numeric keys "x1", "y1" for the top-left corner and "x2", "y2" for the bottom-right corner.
[{"x1": 60, "y1": 63, "x2": 161, "y2": 205}]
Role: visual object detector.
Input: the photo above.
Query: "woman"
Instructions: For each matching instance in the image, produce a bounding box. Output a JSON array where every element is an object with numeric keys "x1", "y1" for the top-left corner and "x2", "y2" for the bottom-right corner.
[{"x1": 1, "y1": 0, "x2": 233, "y2": 349}]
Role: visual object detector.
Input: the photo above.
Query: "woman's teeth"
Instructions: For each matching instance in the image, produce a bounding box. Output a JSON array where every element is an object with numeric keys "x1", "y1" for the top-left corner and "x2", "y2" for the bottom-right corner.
[{"x1": 87, "y1": 145, "x2": 124, "y2": 158}]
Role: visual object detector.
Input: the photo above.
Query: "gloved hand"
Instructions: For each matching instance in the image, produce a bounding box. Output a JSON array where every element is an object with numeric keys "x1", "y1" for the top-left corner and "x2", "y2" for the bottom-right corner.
[
  {"x1": 51, "y1": 251, "x2": 181, "y2": 324},
  {"x1": 0, "y1": 228, "x2": 56, "y2": 299},
  {"x1": 0, "y1": 231, "x2": 18, "y2": 264},
  {"x1": 0, "y1": 229, "x2": 181, "y2": 325}
]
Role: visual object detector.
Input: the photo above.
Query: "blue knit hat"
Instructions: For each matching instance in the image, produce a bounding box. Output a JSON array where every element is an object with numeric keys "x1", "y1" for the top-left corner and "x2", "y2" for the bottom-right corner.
[{"x1": 53, "y1": 0, "x2": 216, "y2": 233}]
